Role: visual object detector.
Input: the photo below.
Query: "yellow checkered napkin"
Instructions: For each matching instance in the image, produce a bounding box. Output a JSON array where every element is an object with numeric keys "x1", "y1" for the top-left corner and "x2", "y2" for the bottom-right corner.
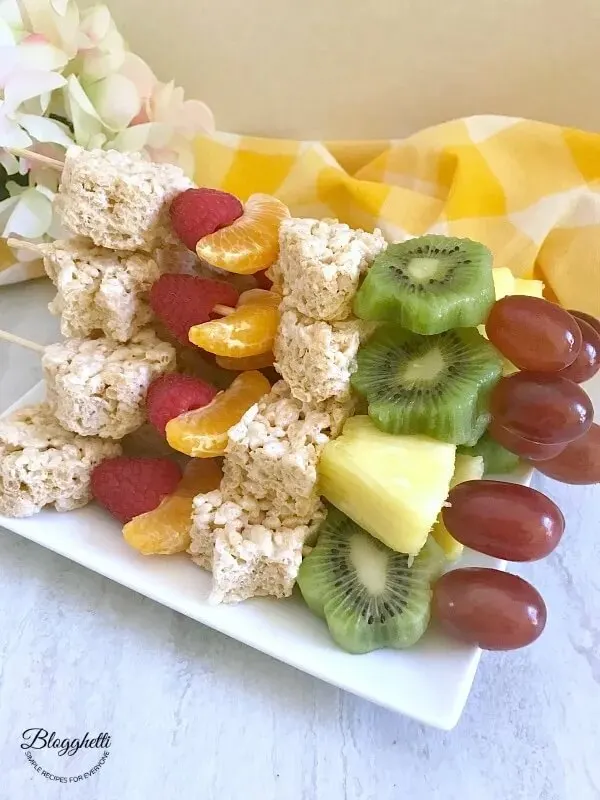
[{"x1": 194, "y1": 115, "x2": 600, "y2": 316}]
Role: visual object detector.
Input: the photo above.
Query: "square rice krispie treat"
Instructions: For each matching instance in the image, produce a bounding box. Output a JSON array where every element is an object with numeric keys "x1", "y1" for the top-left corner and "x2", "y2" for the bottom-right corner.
[
  {"x1": 56, "y1": 146, "x2": 192, "y2": 252},
  {"x1": 274, "y1": 309, "x2": 365, "y2": 403},
  {"x1": 189, "y1": 489, "x2": 311, "y2": 603},
  {"x1": 222, "y1": 380, "x2": 353, "y2": 519},
  {"x1": 0, "y1": 403, "x2": 121, "y2": 517},
  {"x1": 274, "y1": 217, "x2": 386, "y2": 320},
  {"x1": 42, "y1": 329, "x2": 176, "y2": 439},
  {"x1": 45, "y1": 238, "x2": 162, "y2": 342}
]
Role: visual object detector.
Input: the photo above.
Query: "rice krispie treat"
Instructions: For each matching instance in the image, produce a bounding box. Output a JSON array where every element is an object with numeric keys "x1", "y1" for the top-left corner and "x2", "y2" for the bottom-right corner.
[
  {"x1": 272, "y1": 218, "x2": 386, "y2": 321},
  {"x1": 0, "y1": 403, "x2": 121, "y2": 517},
  {"x1": 274, "y1": 310, "x2": 366, "y2": 403},
  {"x1": 189, "y1": 489, "x2": 312, "y2": 603},
  {"x1": 222, "y1": 381, "x2": 352, "y2": 518},
  {"x1": 189, "y1": 383, "x2": 353, "y2": 602},
  {"x1": 56, "y1": 146, "x2": 192, "y2": 252},
  {"x1": 42, "y1": 329, "x2": 176, "y2": 439},
  {"x1": 44, "y1": 238, "x2": 162, "y2": 342}
]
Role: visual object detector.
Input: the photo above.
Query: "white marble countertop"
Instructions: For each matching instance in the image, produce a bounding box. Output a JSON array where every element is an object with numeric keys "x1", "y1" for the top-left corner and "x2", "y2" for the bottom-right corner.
[{"x1": 0, "y1": 278, "x2": 599, "y2": 800}]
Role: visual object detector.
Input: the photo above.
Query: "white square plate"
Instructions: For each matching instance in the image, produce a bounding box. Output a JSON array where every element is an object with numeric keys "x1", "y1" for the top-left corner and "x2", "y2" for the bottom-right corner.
[{"x1": 2, "y1": 376, "x2": 598, "y2": 729}]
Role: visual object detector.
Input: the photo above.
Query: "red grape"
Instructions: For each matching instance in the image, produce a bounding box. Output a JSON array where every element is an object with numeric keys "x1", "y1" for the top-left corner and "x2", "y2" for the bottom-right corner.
[
  {"x1": 442, "y1": 480, "x2": 564, "y2": 561},
  {"x1": 433, "y1": 568, "x2": 547, "y2": 650},
  {"x1": 532, "y1": 423, "x2": 600, "y2": 484},
  {"x1": 488, "y1": 419, "x2": 567, "y2": 461},
  {"x1": 490, "y1": 372, "x2": 594, "y2": 444},
  {"x1": 557, "y1": 318, "x2": 600, "y2": 384},
  {"x1": 569, "y1": 309, "x2": 600, "y2": 338},
  {"x1": 485, "y1": 296, "x2": 582, "y2": 372}
]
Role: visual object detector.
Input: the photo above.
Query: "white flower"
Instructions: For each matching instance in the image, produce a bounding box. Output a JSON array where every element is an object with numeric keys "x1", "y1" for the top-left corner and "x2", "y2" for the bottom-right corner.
[
  {"x1": 0, "y1": 0, "x2": 217, "y2": 268},
  {"x1": 0, "y1": 69, "x2": 72, "y2": 148},
  {"x1": 17, "y1": 0, "x2": 80, "y2": 57},
  {"x1": 0, "y1": 181, "x2": 54, "y2": 239},
  {"x1": 76, "y1": 4, "x2": 125, "y2": 81},
  {"x1": 107, "y1": 77, "x2": 214, "y2": 175},
  {"x1": 85, "y1": 73, "x2": 140, "y2": 131}
]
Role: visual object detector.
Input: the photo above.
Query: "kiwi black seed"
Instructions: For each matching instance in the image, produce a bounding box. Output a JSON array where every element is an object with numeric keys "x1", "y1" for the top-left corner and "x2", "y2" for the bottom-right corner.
[
  {"x1": 351, "y1": 325, "x2": 502, "y2": 445},
  {"x1": 458, "y1": 430, "x2": 522, "y2": 475},
  {"x1": 353, "y1": 235, "x2": 495, "y2": 334},
  {"x1": 297, "y1": 506, "x2": 444, "y2": 654}
]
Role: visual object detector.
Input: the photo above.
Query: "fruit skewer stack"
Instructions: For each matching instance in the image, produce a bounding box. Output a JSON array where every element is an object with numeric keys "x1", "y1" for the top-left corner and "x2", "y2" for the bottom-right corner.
[
  {"x1": 0, "y1": 146, "x2": 197, "y2": 516},
  {"x1": 1, "y1": 145, "x2": 599, "y2": 656}
]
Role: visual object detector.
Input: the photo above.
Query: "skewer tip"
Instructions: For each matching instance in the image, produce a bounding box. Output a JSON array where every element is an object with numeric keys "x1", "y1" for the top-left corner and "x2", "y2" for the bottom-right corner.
[{"x1": 7, "y1": 148, "x2": 64, "y2": 171}]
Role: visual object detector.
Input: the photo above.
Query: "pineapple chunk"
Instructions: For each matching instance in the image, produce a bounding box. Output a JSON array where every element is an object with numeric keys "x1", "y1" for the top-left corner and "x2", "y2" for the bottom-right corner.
[
  {"x1": 514, "y1": 277, "x2": 544, "y2": 298},
  {"x1": 431, "y1": 454, "x2": 484, "y2": 560},
  {"x1": 492, "y1": 267, "x2": 516, "y2": 300},
  {"x1": 318, "y1": 415, "x2": 456, "y2": 555}
]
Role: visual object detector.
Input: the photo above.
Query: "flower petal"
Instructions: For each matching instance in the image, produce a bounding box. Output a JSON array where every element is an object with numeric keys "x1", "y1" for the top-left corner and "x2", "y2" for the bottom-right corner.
[
  {"x1": 0, "y1": 112, "x2": 33, "y2": 148},
  {"x1": 86, "y1": 73, "x2": 141, "y2": 131},
  {"x1": 119, "y1": 52, "x2": 156, "y2": 98},
  {"x1": 50, "y1": 0, "x2": 71, "y2": 15},
  {"x1": 18, "y1": 113, "x2": 72, "y2": 146},
  {"x1": 0, "y1": 47, "x2": 20, "y2": 85},
  {"x1": 20, "y1": 40, "x2": 70, "y2": 72},
  {"x1": 80, "y1": 46, "x2": 124, "y2": 81},
  {"x1": 79, "y1": 4, "x2": 112, "y2": 43},
  {"x1": 19, "y1": 0, "x2": 80, "y2": 56},
  {"x1": 63, "y1": 74, "x2": 103, "y2": 146},
  {"x1": 33, "y1": 183, "x2": 55, "y2": 201},
  {"x1": 177, "y1": 99, "x2": 215, "y2": 137},
  {"x1": 0, "y1": 149, "x2": 19, "y2": 174},
  {"x1": 87, "y1": 131, "x2": 107, "y2": 149},
  {"x1": 1, "y1": 187, "x2": 53, "y2": 238},
  {"x1": 0, "y1": 0, "x2": 22, "y2": 27},
  {"x1": 107, "y1": 122, "x2": 154, "y2": 151},
  {"x1": 0, "y1": 16, "x2": 15, "y2": 45},
  {"x1": 4, "y1": 69, "x2": 67, "y2": 112},
  {"x1": 0, "y1": 194, "x2": 19, "y2": 227},
  {"x1": 149, "y1": 80, "x2": 175, "y2": 122}
]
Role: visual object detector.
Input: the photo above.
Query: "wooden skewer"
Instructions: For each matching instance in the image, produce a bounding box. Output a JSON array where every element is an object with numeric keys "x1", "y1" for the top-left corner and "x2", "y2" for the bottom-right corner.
[
  {"x1": 212, "y1": 304, "x2": 236, "y2": 317},
  {"x1": 8, "y1": 148, "x2": 64, "y2": 171},
  {"x1": 0, "y1": 330, "x2": 46, "y2": 354},
  {"x1": 6, "y1": 238, "x2": 47, "y2": 255},
  {"x1": 7, "y1": 237, "x2": 237, "y2": 318}
]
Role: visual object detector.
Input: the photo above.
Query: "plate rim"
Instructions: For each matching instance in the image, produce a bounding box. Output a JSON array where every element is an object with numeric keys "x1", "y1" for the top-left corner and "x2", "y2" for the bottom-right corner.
[{"x1": 0, "y1": 380, "x2": 541, "y2": 730}]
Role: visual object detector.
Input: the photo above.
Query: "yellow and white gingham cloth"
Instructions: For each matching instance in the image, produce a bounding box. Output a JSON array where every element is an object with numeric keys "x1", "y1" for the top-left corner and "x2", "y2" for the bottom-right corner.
[
  {"x1": 3, "y1": 115, "x2": 599, "y2": 315},
  {"x1": 194, "y1": 115, "x2": 600, "y2": 316}
]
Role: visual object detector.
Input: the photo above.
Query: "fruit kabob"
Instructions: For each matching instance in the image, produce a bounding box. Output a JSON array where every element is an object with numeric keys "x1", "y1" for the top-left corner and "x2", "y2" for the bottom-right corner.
[
  {"x1": 0, "y1": 149, "x2": 294, "y2": 568},
  {"x1": 297, "y1": 234, "x2": 599, "y2": 654},
  {"x1": 0, "y1": 148, "x2": 251, "y2": 519},
  {"x1": 2, "y1": 145, "x2": 599, "y2": 658}
]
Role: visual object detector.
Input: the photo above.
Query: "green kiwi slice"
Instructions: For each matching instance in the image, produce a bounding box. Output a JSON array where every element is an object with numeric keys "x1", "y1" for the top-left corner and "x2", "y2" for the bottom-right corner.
[
  {"x1": 458, "y1": 431, "x2": 521, "y2": 475},
  {"x1": 351, "y1": 325, "x2": 502, "y2": 445},
  {"x1": 297, "y1": 507, "x2": 445, "y2": 654},
  {"x1": 353, "y1": 235, "x2": 495, "y2": 334}
]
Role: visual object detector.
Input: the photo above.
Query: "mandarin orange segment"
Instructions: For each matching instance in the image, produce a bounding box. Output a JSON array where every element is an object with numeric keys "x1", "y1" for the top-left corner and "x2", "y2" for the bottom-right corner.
[
  {"x1": 195, "y1": 194, "x2": 290, "y2": 275},
  {"x1": 189, "y1": 303, "x2": 278, "y2": 357},
  {"x1": 216, "y1": 352, "x2": 275, "y2": 371},
  {"x1": 165, "y1": 370, "x2": 270, "y2": 457},
  {"x1": 122, "y1": 459, "x2": 222, "y2": 555},
  {"x1": 238, "y1": 288, "x2": 281, "y2": 308}
]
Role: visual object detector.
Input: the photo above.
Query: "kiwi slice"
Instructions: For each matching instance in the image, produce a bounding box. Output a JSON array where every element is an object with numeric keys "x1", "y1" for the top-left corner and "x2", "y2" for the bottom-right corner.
[
  {"x1": 351, "y1": 325, "x2": 502, "y2": 445},
  {"x1": 458, "y1": 431, "x2": 521, "y2": 475},
  {"x1": 298, "y1": 507, "x2": 445, "y2": 654},
  {"x1": 353, "y1": 235, "x2": 495, "y2": 334}
]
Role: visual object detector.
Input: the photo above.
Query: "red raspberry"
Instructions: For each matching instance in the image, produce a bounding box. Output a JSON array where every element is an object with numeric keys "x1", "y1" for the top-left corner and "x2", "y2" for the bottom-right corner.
[
  {"x1": 149, "y1": 274, "x2": 239, "y2": 345},
  {"x1": 146, "y1": 373, "x2": 218, "y2": 434},
  {"x1": 170, "y1": 188, "x2": 243, "y2": 251},
  {"x1": 91, "y1": 457, "x2": 183, "y2": 523}
]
